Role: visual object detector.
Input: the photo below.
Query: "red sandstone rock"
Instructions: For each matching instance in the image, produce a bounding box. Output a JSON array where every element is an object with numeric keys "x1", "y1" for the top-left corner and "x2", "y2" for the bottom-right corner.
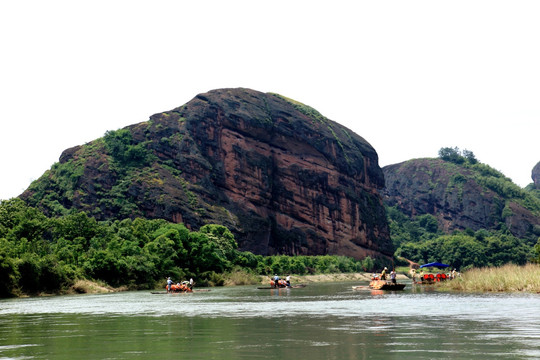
[{"x1": 22, "y1": 88, "x2": 393, "y2": 259}]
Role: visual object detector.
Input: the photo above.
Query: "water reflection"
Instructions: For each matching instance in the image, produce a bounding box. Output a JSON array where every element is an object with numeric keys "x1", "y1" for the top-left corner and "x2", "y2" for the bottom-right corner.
[{"x1": 1, "y1": 282, "x2": 539, "y2": 359}]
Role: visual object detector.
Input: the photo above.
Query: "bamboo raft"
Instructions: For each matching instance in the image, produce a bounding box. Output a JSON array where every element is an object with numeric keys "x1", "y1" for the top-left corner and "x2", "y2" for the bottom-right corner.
[
  {"x1": 257, "y1": 284, "x2": 307, "y2": 289},
  {"x1": 151, "y1": 289, "x2": 211, "y2": 294},
  {"x1": 368, "y1": 279, "x2": 406, "y2": 290}
]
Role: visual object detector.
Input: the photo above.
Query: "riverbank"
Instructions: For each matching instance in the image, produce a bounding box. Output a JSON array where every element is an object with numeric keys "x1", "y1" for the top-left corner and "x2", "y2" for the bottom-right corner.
[
  {"x1": 220, "y1": 268, "x2": 409, "y2": 287},
  {"x1": 68, "y1": 279, "x2": 128, "y2": 294},
  {"x1": 439, "y1": 263, "x2": 540, "y2": 293},
  {"x1": 7, "y1": 272, "x2": 407, "y2": 298},
  {"x1": 254, "y1": 272, "x2": 409, "y2": 286}
]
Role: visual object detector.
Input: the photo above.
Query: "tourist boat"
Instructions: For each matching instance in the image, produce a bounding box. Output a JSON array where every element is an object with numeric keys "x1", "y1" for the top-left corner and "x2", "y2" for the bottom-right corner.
[
  {"x1": 420, "y1": 273, "x2": 449, "y2": 284},
  {"x1": 418, "y1": 262, "x2": 451, "y2": 284},
  {"x1": 163, "y1": 282, "x2": 193, "y2": 293},
  {"x1": 368, "y1": 279, "x2": 406, "y2": 290},
  {"x1": 257, "y1": 281, "x2": 307, "y2": 289},
  {"x1": 271, "y1": 279, "x2": 289, "y2": 288},
  {"x1": 151, "y1": 288, "x2": 210, "y2": 294}
]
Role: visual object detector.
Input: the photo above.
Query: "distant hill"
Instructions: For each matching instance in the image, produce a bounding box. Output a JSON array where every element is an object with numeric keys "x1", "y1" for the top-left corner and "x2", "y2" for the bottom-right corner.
[
  {"x1": 383, "y1": 157, "x2": 540, "y2": 245},
  {"x1": 533, "y1": 161, "x2": 540, "y2": 189},
  {"x1": 20, "y1": 88, "x2": 393, "y2": 259}
]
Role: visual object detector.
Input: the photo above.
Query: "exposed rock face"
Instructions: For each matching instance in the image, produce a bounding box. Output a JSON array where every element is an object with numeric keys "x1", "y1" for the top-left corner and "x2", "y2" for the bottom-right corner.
[
  {"x1": 383, "y1": 158, "x2": 540, "y2": 242},
  {"x1": 22, "y1": 88, "x2": 393, "y2": 259},
  {"x1": 533, "y1": 161, "x2": 540, "y2": 188}
]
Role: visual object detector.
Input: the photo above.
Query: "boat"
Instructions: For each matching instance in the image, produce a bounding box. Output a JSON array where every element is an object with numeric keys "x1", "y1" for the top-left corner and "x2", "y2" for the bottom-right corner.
[
  {"x1": 151, "y1": 289, "x2": 211, "y2": 294},
  {"x1": 257, "y1": 284, "x2": 307, "y2": 289},
  {"x1": 368, "y1": 279, "x2": 406, "y2": 290},
  {"x1": 162, "y1": 282, "x2": 193, "y2": 293},
  {"x1": 419, "y1": 273, "x2": 449, "y2": 284},
  {"x1": 418, "y1": 262, "x2": 451, "y2": 284},
  {"x1": 271, "y1": 279, "x2": 289, "y2": 288}
]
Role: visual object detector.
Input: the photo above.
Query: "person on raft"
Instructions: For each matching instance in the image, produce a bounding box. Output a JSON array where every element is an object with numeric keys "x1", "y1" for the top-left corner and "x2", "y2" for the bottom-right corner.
[
  {"x1": 273, "y1": 274, "x2": 280, "y2": 288},
  {"x1": 380, "y1": 267, "x2": 388, "y2": 280},
  {"x1": 410, "y1": 268, "x2": 417, "y2": 283},
  {"x1": 390, "y1": 270, "x2": 397, "y2": 284},
  {"x1": 166, "y1": 277, "x2": 173, "y2": 293},
  {"x1": 286, "y1": 275, "x2": 291, "y2": 287}
]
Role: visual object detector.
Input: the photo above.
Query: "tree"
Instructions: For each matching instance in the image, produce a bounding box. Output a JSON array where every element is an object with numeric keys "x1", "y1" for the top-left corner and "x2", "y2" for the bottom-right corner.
[
  {"x1": 103, "y1": 129, "x2": 153, "y2": 167},
  {"x1": 462, "y1": 149, "x2": 478, "y2": 164},
  {"x1": 52, "y1": 212, "x2": 100, "y2": 249},
  {"x1": 0, "y1": 248, "x2": 18, "y2": 297},
  {"x1": 187, "y1": 232, "x2": 223, "y2": 273},
  {"x1": 199, "y1": 224, "x2": 238, "y2": 263},
  {"x1": 83, "y1": 248, "x2": 128, "y2": 286},
  {"x1": 361, "y1": 256, "x2": 375, "y2": 272},
  {"x1": 438, "y1": 147, "x2": 464, "y2": 164}
]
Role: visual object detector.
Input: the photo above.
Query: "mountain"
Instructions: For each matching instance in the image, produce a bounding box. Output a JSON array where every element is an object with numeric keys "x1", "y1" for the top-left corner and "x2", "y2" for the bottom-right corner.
[
  {"x1": 21, "y1": 88, "x2": 393, "y2": 259},
  {"x1": 533, "y1": 161, "x2": 540, "y2": 189},
  {"x1": 383, "y1": 158, "x2": 540, "y2": 244}
]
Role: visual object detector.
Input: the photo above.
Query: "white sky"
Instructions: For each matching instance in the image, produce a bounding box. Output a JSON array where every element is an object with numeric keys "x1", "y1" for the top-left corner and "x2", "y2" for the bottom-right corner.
[{"x1": 1, "y1": 1, "x2": 539, "y2": 200}]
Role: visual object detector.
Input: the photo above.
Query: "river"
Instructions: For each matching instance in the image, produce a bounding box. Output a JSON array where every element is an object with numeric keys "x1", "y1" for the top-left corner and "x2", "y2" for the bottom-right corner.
[{"x1": 1, "y1": 281, "x2": 539, "y2": 359}]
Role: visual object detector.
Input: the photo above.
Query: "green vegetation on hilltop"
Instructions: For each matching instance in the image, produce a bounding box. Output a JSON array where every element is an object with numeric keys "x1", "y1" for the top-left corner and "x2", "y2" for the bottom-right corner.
[
  {"x1": 103, "y1": 129, "x2": 155, "y2": 169},
  {"x1": 439, "y1": 147, "x2": 540, "y2": 215},
  {"x1": 269, "y1": 93, "x2": 328, "y2": 124},
  {"x1": 0, "y1": 199, "x2": 379, "y2": 298},
  {"x1": 23, "y1": 144, "x2": 96, "y2": 217}
]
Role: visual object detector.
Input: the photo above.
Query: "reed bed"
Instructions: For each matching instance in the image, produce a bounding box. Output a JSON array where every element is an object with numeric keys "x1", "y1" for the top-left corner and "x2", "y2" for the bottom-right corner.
[
  {"x1": 70, "y1": 279, "x2": 118, "y2": 294},
  {"x1": 223, "y1": 269, "x2": 261, "y2": 286},
  {"x1": 441, "y1": 264, "x2": 540, "y2": 293}
]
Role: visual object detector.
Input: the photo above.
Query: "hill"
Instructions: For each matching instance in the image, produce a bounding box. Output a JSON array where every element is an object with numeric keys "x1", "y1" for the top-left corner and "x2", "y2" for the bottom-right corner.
[
  {"x1": 20, "y1": 88, "x2": 393, "y2": 259},
  {"x1": 533, "y1": 161, "x2": 540, "y2": 189},
  {"x1": 383, "y1": 157, "x2": 540, "y2": 245},
  {"x1": 382, "y1": 153, "x2": 540, "y2": 269}
]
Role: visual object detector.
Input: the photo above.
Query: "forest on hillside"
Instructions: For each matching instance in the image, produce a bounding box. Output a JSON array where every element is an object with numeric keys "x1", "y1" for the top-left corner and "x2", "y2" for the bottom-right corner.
[
  {"x1": 0, "y1": 199, "x2": 377, "y2": 298},
  {"x1": 389, "y1": 147, "x2": 540, "y2": 269},
  {"x1": 389, "y1": 206, "x2": 539, "y2": 270},
  {"x1": 1, "y1": 196, "x2": 539, "y2": 298}
]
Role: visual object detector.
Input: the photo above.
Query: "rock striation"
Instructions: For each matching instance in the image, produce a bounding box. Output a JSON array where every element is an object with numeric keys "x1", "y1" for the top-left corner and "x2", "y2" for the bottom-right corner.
[{"x1": 22, "y1": 88, "x2": 393, "y2": 259}]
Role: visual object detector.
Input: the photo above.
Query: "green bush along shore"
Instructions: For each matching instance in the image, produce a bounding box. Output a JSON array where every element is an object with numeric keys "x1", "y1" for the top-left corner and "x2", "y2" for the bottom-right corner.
[
  {"x1": 0, "y1": 199, "x2": 383, "y2": 297},
  {"x1": 2, "y1": 197, "x2": 538, "y2": 297}
]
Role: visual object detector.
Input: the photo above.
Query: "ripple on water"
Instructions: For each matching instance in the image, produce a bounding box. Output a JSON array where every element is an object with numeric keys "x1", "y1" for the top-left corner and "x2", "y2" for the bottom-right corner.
[{"x1": 1, "y1": 284, "x2": 539, "y2": 360}]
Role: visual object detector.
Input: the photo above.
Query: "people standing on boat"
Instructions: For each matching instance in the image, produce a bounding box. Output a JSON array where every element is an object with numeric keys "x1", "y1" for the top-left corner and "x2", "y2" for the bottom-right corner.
[
  {"x1": 166, "y1": 277, "x2": 173, "y2": 293},
  {"x1": 380, "y1": 267, "x2": 388, "y2": 280},
  {"x1": 390, "y1": 270, "x2": 397, "y2": 284},
  {"x1": 189, "y1": 278, "x2": 194, "y2": 289},
  {"x1": 286, "y1": 275, "x2": 291, "y2": 287},
  {"x1": 410, "y1": 268, "x2": 417, "y2": 283},
  {"x1": 273, "y1": 274, "x2": 280, "y2": 288}
]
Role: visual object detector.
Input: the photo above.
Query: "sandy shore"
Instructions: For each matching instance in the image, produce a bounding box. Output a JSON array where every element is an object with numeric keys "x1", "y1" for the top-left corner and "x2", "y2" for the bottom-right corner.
[{"x1": 69, "y1": 280, "x2": 127, "y2": 294}]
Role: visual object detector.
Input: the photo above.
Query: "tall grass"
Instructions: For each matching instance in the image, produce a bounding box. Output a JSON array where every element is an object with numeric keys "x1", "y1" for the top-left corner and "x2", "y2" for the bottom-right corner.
[
  {"x1": 223, "y1": 268, "x2": 261, "y2": 286},
  {"x1": 441, "y1": 264, "x2": 540, "y2": 293}
]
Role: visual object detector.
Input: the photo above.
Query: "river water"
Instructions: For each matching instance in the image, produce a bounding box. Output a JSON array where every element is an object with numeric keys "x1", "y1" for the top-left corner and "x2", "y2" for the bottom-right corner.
[{"x1": 1, "y1": 281, "x2": 539, "y2": 359}]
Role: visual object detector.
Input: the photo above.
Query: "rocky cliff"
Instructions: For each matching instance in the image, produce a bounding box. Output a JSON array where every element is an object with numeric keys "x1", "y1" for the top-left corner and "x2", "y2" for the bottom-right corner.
[
  {"x1": 533, "y1": 161, "x2": 540, "y2": 189},
  {"x1": 383, "y1": 158, "x2": 540, "y2": 243},
  {"x1": 22, "y1": 88, "x2": 393, "y2": 259}
]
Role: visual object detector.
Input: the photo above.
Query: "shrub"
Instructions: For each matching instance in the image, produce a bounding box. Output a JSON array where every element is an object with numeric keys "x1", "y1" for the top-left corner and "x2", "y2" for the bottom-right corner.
[{"x1": 0, "y1": 253, "x2": 18, "y2": 297}]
